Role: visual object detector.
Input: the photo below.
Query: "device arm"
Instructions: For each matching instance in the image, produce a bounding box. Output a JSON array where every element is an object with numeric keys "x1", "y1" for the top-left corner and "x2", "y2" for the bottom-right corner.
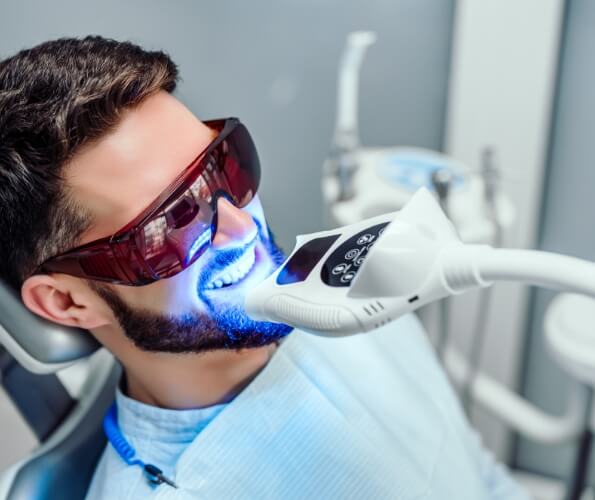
[
  {"x1": 478, "y1": 249, "x2": 595, "y2": 297},
  {"x1": 440, "y1": 246, "x2": 595, "y2": 299}
]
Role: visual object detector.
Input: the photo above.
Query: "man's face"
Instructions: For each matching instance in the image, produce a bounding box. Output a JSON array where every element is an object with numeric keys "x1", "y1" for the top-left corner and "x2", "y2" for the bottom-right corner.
[{"x1": 65, "y1": 91, "x2": 292, "y2": 352}]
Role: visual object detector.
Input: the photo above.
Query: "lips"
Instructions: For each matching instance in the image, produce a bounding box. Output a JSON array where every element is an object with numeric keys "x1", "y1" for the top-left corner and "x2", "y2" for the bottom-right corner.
[{"x1": 204, "y1": 248, "x2": 256, "y2": 290}]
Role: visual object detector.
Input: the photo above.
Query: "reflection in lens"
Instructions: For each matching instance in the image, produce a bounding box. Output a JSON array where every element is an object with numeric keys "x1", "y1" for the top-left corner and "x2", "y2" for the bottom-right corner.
[{"x1": 187, "y1": 228, "x2": 212, "y2": 264}]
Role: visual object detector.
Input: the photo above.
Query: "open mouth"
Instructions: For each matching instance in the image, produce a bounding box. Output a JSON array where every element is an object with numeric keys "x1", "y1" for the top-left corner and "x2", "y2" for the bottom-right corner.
[{"x1": 204, "y1": 247, "x2": 257, "y2": 290}]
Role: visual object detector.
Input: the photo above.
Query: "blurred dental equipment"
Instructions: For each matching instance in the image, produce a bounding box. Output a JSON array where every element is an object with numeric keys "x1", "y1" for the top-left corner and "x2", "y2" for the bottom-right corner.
[
  {"x1": 322, "y1": 31, "x2": 515, "y2": 415},
  {"x1": 461, "y1": 147, "x2": 504, "y2": 414},
  {"x1": 244, "y1": 188, "x2": 595, "y2": 500},
  {"x1": 322, "y1": 31, "x2": 515, "y2": 242},
  {"x1": 430, "y1": 168, "x2": 452, "y2": 364},
  {"x1": 326, "y1": 31, "x2": 376, "y2": 203}
]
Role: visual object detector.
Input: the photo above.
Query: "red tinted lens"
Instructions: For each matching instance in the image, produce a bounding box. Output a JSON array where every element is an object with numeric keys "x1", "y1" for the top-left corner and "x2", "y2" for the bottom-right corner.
[
  {"x1": 219, "y1": 123, "x2": 260, "y2": 207},
  {"x1": 133, "y1": 197, "x2": 214, "y2": 281},
  {"x1": 63, "y1": 243, "x2": 132, "y2": 284},
  {"x1": 41, "y1": 119, "x2": 262, "y2": 286},
  {"x1": 132, "y1": 122, "x2": 261, "y2": 282}
]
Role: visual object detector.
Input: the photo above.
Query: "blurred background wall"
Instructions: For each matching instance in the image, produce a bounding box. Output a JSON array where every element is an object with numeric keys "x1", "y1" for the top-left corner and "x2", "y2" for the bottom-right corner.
[{"x1": 515, "y1": 0, "x2": 595, "y2": 481}]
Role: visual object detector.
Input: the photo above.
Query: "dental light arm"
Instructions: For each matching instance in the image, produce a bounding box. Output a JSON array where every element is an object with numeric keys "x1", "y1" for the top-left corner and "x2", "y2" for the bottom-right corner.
[
  {"x1": 245, "y1": 188, "x2": 595, "y2": 337},
  {"x1": 475, "y1": 249, "x2": 595, "y2": 297},
  {"x1": 333, "y1": 31, "x2": 377, "y2": 151}
]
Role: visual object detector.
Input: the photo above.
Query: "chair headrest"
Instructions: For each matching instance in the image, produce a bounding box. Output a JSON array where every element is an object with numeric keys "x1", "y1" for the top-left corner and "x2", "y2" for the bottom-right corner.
[{"x1": 0, "y1": 280, "x2": 99, "y2": 374}]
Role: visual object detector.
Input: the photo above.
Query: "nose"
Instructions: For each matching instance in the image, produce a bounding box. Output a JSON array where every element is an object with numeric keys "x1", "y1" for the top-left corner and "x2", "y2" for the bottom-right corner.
[{"x1": 211, "y1": 196, "x2": 257, "y2": 249}]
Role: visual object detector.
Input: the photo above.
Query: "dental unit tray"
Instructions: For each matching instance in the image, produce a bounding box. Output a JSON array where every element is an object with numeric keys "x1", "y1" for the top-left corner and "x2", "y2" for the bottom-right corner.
[{"x1": 245, "y1": 188, "x2": 595, "y2": 336}]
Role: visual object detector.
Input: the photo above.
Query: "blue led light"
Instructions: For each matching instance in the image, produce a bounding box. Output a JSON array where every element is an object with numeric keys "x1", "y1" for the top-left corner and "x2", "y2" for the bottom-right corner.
[{"x1": 376, "y1": 153, "x2": 465, "y2": 193}]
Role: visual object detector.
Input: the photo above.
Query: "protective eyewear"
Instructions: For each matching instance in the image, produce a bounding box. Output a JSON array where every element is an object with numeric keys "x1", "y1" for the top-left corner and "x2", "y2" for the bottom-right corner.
[{"x1": 36, "y1": 118, "x2": 260, "y2": 285}]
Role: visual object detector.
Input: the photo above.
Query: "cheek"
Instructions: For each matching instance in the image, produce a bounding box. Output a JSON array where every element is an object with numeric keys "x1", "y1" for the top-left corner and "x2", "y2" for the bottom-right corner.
[
  {"x1": 114, "y1": 281, "x2": 168, "y2": 312},
  {"x1": 114, "y1": 263, "x2": 207, "y2": 315}
]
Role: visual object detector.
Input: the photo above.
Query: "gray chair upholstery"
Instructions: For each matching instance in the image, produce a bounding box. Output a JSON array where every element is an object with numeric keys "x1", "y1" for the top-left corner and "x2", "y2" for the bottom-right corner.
[
  {"x1": 3, "y1": 350, "x2": 120, "y2": 500},
  {"x1": 0, "y1": 280, "x2": 115, "y2": 500}
]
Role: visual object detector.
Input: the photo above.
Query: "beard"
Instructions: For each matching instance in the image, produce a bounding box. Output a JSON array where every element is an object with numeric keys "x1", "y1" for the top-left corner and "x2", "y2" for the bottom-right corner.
[{"x1": 91, "y1": 223, "x2": 293, "y2": 353}]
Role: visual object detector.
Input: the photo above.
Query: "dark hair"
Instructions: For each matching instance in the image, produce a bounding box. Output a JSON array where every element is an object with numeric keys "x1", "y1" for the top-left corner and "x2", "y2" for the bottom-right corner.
[{"x1": 0, "y1": 36, "x2": 178, "y2": 291}]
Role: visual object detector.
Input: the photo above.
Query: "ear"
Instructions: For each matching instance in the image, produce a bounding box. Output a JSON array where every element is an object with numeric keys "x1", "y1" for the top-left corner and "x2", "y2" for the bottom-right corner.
[{"x1": 21, "y1": 274, "x2": 111, "y2": 330}]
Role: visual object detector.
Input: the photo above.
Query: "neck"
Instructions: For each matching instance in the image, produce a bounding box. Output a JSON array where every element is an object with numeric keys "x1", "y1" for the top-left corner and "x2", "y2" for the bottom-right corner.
[{"x1": 121, "y1": 344, "x2": 276, "y2": 409}]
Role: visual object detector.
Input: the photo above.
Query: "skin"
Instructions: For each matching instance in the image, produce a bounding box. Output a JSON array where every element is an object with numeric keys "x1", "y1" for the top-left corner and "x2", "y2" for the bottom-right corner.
[{"x1": 20, "y1": 91, "x2": 282, "y2": 409}]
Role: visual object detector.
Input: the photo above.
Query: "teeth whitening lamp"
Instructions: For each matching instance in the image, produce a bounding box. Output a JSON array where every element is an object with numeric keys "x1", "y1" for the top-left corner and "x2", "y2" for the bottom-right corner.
[{"x1": 245, "y1": 188, "x2": 595, "y2": 336}]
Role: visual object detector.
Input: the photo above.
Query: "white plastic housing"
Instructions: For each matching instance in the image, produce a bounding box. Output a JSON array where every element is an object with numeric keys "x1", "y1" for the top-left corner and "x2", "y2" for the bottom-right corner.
[{"x1": 245, "y1": 189, "x2": 468, "y2": 336}]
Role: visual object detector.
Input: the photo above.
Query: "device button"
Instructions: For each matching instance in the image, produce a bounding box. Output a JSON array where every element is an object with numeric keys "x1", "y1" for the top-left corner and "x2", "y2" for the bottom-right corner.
[
  {"x1": 332, "y1": 263, "x2": 350, "y2": 275},
  {"x1": 340, "y1": 271, "x2": 357, "y2": 283},
  {"x1": 357, "y1": 234, "x2": 374, "y2": 245},
  {"x1": 345, "y1": 248, "x2": 361, "y2": 260}
]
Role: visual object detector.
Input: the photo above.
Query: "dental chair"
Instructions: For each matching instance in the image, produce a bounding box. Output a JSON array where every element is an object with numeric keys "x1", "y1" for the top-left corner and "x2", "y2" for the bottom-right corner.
[{"x1": 0, "y1": 280, "x2": 119, "y2": 500}]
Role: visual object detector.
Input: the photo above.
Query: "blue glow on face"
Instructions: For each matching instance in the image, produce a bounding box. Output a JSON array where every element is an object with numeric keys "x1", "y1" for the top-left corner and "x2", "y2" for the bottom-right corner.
[
  {"x1": 210, "y1": 302, "x2": 293, "y2": 344},
  {"x1": 197, "y1": 220, "x2": 293, "y2": 345},
  {"x1": 95, "y1": 221, "x2": 291, "y2": 354}
]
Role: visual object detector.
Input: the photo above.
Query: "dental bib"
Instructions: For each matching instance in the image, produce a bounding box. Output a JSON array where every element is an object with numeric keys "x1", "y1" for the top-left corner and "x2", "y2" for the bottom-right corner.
[{"x1": 87, "y1": 314, "x2": 527, "y2": 499}]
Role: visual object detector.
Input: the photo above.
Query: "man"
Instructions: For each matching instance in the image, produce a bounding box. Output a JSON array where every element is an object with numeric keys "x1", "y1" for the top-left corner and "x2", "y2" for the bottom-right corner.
[{"x1": 0, "y1": 36, "x2": 529, "y2": 499}]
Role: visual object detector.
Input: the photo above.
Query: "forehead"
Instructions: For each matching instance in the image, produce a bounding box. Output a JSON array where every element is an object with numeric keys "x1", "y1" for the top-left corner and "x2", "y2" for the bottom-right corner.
[{"x1": 65, "y1": 91, "x2": 214, "y2": 243}]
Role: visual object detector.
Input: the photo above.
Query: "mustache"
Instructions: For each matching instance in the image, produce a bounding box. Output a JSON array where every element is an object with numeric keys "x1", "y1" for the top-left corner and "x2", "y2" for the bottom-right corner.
[{"x1": 210, "y1": 237, "x2": 256, "y2": 270}]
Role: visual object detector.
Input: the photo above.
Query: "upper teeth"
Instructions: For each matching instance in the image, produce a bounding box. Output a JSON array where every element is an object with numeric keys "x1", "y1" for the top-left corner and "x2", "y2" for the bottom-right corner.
[{"x1": 205, "y1": 249, "x2": 256, "y2": 290}]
